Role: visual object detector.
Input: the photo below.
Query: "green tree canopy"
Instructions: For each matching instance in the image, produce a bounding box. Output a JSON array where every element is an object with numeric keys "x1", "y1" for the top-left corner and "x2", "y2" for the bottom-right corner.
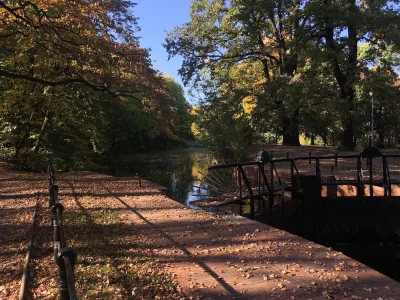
[{"x1": 166, "y1": 0, "x2": 400, "y2": 150}]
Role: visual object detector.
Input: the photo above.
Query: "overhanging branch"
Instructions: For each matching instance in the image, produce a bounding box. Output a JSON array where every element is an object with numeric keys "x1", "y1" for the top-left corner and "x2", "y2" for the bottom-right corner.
[{"x1": 0, "y1": 68, "x2": 141, "y2": 100}]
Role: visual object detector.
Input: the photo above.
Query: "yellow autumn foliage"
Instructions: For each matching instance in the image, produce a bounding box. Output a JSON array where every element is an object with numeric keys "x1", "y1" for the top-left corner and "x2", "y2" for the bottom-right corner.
[
  {"x1": 191, "y1": 122, "x2": 201, "y2": 137},
  {"x1": 242, "y1": 96, "x2": 257, "y2": 114}
]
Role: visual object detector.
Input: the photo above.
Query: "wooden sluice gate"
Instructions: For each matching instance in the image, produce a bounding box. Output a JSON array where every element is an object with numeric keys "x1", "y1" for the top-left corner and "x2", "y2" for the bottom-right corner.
[{"x1": 193, "y1": 146, "x2": 400, "y2": 242}]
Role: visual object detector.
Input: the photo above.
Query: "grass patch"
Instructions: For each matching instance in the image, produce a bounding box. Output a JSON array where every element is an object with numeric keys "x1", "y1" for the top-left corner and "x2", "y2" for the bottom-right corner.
[{"x1": 91, "y1": 210, "x2": 120, "y2": 225}]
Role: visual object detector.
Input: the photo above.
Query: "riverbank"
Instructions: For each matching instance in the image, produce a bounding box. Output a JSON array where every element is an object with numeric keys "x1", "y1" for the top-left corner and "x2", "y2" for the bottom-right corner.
[{"x1": 1, "y1": 163, "x2": 400, "y2": 299}]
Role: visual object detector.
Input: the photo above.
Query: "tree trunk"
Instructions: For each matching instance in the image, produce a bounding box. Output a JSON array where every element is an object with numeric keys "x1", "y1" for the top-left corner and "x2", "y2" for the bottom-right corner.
[
  {"x1": 338, "y1": 19, "x2": 357, "y2": 151},
  {"x1": 375, "y1": 130, "x2": 385, "y2": 148},
  {"x1": 321, "y1": 131, "x2": 328, "y2": 146},
  {"x1": 339, "y1": 119, "x2": 354, "y2": 150},
  {"x1": 32, "y1": 110, "x2": 50, "y2": 155},
  {"x1": 19, "y1": 112, "x2": 35, "y2": 154},
  {"x1": 282, "y1": 111, "x2": 300, "y2": 146},
  {"x1": 339, "y1": 90, "x2": 354, "y2": 150},
  {"x1": 310, "y1": 134, "x2": 315, "y2": 146},
  {"x1": 15, "y1": 135, "x2": 21, "y2": 161},
  {"x1": 247, "y1": 128, "x2": 252, "y2": 146},
  {"x1": 325, "y1": 0, "x2": 357, "y2": 151}
]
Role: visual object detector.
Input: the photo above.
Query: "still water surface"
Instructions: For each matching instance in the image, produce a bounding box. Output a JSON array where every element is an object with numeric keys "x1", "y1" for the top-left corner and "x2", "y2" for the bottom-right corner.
[{"x1": 104, "y1": 148, "x2": 211, "y2": 208}]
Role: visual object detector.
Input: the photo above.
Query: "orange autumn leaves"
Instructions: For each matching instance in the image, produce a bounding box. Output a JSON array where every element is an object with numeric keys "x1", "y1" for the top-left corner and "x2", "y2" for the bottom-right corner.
[{"x1": 0, "y1": 0, "x2": 172, "y2": 114}]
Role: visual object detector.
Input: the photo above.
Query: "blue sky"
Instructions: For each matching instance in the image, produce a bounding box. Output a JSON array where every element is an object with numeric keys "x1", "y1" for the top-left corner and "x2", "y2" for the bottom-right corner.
[{"x1": 133, "y1": 0, "x2": 192, "y2": 89}]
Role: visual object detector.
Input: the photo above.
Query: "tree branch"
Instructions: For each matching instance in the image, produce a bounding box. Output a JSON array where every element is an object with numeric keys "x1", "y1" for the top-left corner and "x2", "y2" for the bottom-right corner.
[{"x1": 0, "y1": 68, "x2": 142, "y2": 100}]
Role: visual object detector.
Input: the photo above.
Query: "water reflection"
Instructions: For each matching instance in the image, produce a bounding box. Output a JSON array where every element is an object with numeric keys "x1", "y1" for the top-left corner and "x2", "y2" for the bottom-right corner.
[{"x1": 104, "y1": 148, "x2": 211, "y2": 208}]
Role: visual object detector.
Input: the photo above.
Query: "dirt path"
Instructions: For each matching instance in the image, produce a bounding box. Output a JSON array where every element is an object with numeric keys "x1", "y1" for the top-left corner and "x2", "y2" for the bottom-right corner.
[{"x1": 1, "y1": 163, "x2": 400, "y2": 299}]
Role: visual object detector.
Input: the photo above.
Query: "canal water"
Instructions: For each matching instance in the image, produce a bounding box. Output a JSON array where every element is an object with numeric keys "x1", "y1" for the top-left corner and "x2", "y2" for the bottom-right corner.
[{"x1": 103, "y1": 147, "x2": 211, "y2": 208}]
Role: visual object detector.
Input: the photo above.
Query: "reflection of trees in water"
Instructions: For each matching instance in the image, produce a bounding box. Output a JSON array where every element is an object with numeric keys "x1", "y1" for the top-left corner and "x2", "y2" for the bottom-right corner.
[
  {"x1": 105, "y1": 148, "x2": 211, "y2": 204},
  {"x1": 191, "y1": 159, "x2": 208, "y2": 181}
]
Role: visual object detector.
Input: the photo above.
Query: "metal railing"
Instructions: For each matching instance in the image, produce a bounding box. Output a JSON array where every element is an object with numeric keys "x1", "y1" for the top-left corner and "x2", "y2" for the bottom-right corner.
[
  {"x1": 207, "y1": 148, "x2": 400, "y2": 220},
  {"x1": 208, "y1": 161, "x2": 278, "y2": 220},
  {"x1": 47, "y1": 161, "x2": 78, "y2": 300}
]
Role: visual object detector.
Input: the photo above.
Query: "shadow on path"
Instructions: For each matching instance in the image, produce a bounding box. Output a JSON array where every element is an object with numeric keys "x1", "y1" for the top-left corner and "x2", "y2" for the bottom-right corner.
[{"x1": 101, "y1": 183, "x2": 243, "y2": 299}]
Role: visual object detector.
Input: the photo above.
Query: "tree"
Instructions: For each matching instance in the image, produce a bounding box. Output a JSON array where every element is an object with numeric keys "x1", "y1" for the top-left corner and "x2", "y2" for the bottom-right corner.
[
  {"x1": 163, "y1": 76, "x2": 194, "y2": 143},
  {"x1": 166, "y1": 0, "x2": 400, "y2": 150},
  {"x1": 0, "y1": 0, "x2": 179, "y2": 167},
  {"x1": 356, "y1": 45, "x2": 400, "y2": 147},
  {"x1": 0, "y1": 79, "x2": 113, "y2": 167},
  {"x1": 305, "y1": 0, "x2": 400, "y2": 149},
  {"x1": 165, "y1": 0, "x2": 317, "y2": 146},
  {"x1": 0, "y1": 0, "x2": 170, "y2": 104},
  {"x1": 190, "y1": 70, "x2": 253, "y2": 162}
]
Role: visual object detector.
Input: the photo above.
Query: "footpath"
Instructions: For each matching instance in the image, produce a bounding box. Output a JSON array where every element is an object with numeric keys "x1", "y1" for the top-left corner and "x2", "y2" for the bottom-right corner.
[
  {"x1": 1, "y1": 165, "x2": 399, "y2": 299},
  {"x1": 59, "y1": 171, "x2": 400, "y2": 299}
]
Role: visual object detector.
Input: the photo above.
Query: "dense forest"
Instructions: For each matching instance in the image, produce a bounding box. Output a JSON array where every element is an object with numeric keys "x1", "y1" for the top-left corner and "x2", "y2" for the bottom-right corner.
[
  {"x1": 0, "y1": 0, "x2": 193, "y2": 169},
  {"x1": 166, "y1": 0, "x2": 400, "y2": 161},
  {"x1": 1, "y1": 0, "x2": 399, "y2": 168}
]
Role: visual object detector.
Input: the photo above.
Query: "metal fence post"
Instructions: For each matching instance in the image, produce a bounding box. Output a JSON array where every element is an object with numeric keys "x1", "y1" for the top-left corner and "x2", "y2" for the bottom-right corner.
[
  {"x1": 238, "y1": 165, "x2": 254, "y2": 219},
  {"x1": 51, "y1": 201, "x2": 62, "y2": 262},
  {"x1": 298, "y1": 174, "x2": 320, "y2": 240},
  {"x1": 57, "y1": 248, "x2": 77, "y2": 300}
]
